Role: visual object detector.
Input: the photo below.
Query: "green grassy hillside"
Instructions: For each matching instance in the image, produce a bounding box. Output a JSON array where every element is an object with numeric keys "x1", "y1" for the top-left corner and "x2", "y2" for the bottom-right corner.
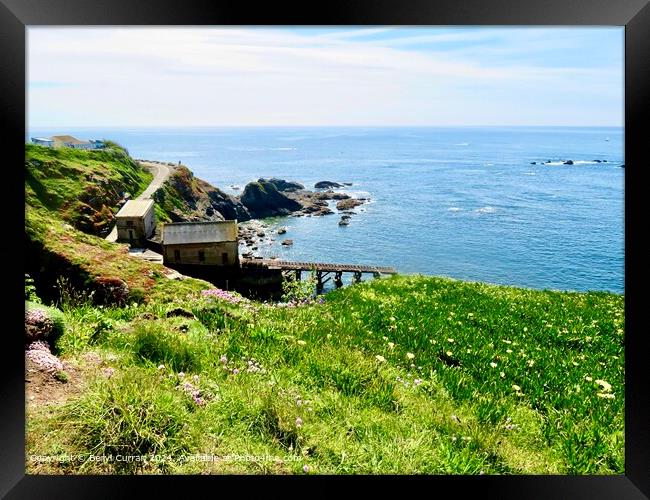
[{"x1": 24, "y1": 143, "x2": 625, "y2": 475}]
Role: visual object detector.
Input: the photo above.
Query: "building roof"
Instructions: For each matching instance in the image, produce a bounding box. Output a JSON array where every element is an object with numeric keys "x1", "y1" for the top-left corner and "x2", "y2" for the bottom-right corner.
[
  {"x1": 51, "y1": 135, "x2": 90, "y2": 145},
  {"x1": 163, "y1": 221, "x2": 238, "y2": 245},
  {"x1": 115, "y1": 199, "x2": 154, "y2": 218}
]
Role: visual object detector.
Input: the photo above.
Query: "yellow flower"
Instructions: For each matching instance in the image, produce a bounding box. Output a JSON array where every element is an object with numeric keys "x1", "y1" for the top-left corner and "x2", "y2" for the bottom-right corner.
[
  {"x1": 406, "y1": 352, "x2": 415, "y2": 360},
  {"x1": 595, "y1": 379, "x2": 612, "y2": 392},
  {"x1": 447, "y1": 338, "x2": 455, "y2": 343},
  {"x1": 490, "y1": 362, "x2": 498, "y2": 368},
  {"x1": 387, "y1": 342, "x2": 395, "y2": 350},
  {"x1": 512, "y1": 384, "x2": 521, "y2": 391},
  {"x1": 446, "y1": 351, "x2": 453, "y2": 357},
  {"x1": 297, "y1": 340, "x2": 307, "y2": 346},
  {"x1": 585, "y1": 376, "x2": 593, "y2": 382},
  {"x1": 597, "y1": 392, "x2": 615, "y2": 399},
  {"x1": 375, "y1": 355, "x2": 386, "y2": 363},
  {"x1": 500, "y1": 372, "x2": 505, "y2": 378}
]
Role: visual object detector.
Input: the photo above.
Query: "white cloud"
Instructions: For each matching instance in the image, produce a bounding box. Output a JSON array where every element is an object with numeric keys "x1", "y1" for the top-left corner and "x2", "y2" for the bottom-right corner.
[{"x1": 27, "y1": 27, "x2": 623, "y2": 127}]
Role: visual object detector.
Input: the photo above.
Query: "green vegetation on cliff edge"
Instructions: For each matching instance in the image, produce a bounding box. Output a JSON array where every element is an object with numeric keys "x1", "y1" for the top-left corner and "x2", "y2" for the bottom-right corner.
[{"x1": 24, "y1": 144, "x2": 624, "y2": 475}]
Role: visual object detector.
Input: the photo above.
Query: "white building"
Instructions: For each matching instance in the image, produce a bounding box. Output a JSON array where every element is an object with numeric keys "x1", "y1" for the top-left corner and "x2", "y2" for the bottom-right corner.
[
  {"x1": 31, "y1": 137, "x2": 53, "y2": 147},
  {"x1": 31, "y1": 135, "x2": 105, "y2": 149}
]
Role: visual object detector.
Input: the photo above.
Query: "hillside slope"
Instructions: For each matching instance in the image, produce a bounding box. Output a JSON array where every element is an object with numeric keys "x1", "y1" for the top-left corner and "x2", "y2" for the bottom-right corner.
[{"x1": 24, "y1": 143, "x2": 625, "y2": 475}]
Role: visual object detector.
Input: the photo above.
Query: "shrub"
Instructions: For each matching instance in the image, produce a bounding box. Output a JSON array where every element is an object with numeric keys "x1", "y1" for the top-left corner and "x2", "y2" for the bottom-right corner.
[
  {"x1": 25, "y1": 301, "x2": 66, "y2": 346},
  {"x1": 25, "y1": 274, "x2": 41, "y2": 303},
  {"x1": 93, "y1": 277, "x2": 130, "y2": 306}
]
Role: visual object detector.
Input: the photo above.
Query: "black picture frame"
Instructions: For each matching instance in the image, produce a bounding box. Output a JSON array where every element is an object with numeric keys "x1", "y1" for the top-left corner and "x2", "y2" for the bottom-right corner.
[{"x1": 2, "y1": 0, "x2": 648, "y2": 497}]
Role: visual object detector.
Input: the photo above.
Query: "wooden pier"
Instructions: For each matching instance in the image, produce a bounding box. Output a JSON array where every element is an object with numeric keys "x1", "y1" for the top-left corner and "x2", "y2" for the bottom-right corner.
[{"x1": 240, "y1": 258, "x2": 397, "y2": 291}]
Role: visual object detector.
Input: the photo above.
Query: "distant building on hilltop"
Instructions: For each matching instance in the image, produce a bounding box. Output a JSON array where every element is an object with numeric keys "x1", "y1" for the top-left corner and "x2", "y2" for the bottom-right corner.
[
  {"x1": 30, "y1": 135, "x2": 105, "y2": 150},
  {"x1": 31, "y1": 137, "x2": 53, "y2": 147},
  {"x1": 162, "y1": 221, "x2": 239, "y2": 268},
  {"x1": 115, "y1": 199, "x2": 156, "y2": 247}
]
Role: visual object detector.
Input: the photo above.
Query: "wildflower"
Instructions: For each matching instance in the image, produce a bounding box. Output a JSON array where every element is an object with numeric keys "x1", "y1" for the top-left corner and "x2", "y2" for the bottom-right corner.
[
  {"x1": 447, "y1": 338, "x2": 455, "y2": 343},
  {"x1": 296, "y1": 417, "x2": 303, "y2": 428},
  {"x1": 375, "y1": 355, "x2": 386, "y2": 363},
  {"x1": 389, "y1": 316, "x2": 396, "y2": 322},
  {"x1": 178, "y1": 372, "x2": 185, "y2": 378},
  {"x1": 585, "y1": 376, "x2": 593, "y2": 382},
  {"x1": 597, "y1": 393, "x2": 615, "y2": 399},
  {"x1": 406, "y1": 352, "x2": 415, "y2": 360},
  {"x1": 220, "y1": 355, "x2": 228, "y2": 364},
  {"x1": 506, "y1": 349, "x2": 513, "y2": 354},
  {"x1": 490, "y1": 362, "x2": 497, "y2": 368},
  {"x1": 414, "y1": 378, "x2": 422, "y2": 386},
  {"x1": 297, "y1": 340, "x2": 307, "y2": 346},
  {"x1": 527, "y1": 360, "x2": 535, "y2": 367},
  {"x1": 326, "y1": 334, "x2": 332, "y2": 340},
  {"x1": 512, "y1": 384, "x2": 521, "y2": 391},
  {"x1": 232, "y1": 368, "x2": 240, "y2": 375},
  {"x1": 157, "y1": 364, "x2": 165, "y2": 370},
  {"x1": 296, "y1": 399, "x2": 302, "y2": 406},
  {"x1": 303, "y1": 465, "x2": 310, "y2": 473},
  {"x1": 383, "y1": 336, "x2": 389, "y2": 341},
  {"x1": 388, "y1": 342, "x2": 395, "y2": 350},
  {"x1": 193, "y1": 375, "x2": 200, "y2": 382},
  {"x1": 446, "y1": 351, "x2": 453, "y2": 357},
  {"x1": 500, "y1": 372, "x2": 505, "y2": 378},
  {"x1": 103, "y1": 367, "x2": 115, "y2": 378},
  {"x1": 595, "y1": 380, "x2": 612, "y2": 392}
]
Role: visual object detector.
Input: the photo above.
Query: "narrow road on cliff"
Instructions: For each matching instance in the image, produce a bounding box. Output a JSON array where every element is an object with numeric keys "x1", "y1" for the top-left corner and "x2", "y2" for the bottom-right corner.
[
  {"x1": 105, "y1": 160, "x2": 175, "y2": 242},
  {"x1": 136, "y1": 161, "x2": 174, "y2": 200}
]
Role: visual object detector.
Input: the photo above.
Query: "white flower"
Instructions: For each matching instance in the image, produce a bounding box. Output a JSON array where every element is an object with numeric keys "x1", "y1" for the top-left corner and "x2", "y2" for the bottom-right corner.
[
  {"x1": 512, "y1": 384, "x2": 521, "y2": 392},
  {"x1": 490, "y1": 362, "x2": 498, "y2": 368},
  {"x1": 406, "y1": 352, "x2": 415, "y2": 360},
  {"x1": 295, "y1": 417, "x2": 303, "y2": 428},
  {"x1": 387, "y1": 342, "x2": 395, "y2": 350},
  {"x1": 375, "y1": 355, "x2": 386, "y2": 363}
]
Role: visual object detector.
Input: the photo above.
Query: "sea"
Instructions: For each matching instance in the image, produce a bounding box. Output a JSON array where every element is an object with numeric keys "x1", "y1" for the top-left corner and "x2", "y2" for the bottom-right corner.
[{"x1": 26, "y1": 126, "x2": 625, "y2": 294}]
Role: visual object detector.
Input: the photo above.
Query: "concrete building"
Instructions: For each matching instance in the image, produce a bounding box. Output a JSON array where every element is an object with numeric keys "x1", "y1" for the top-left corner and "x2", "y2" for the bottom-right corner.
[
  {"x1": 162, "y1": 221, "x2": 239, "y2": 267},
  {"x1": 31, "y1": 137, "x2": 53, "y2": 147},
  {"x1": 51, "y1": 135, "x2": 96, "y2": 149},
  {"x1": 115, "y1": 199, "x2": 155, "y2": 247}
]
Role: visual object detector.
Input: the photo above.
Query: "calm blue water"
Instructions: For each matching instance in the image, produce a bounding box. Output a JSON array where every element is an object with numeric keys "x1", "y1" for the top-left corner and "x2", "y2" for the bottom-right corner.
[{"x1": 27, "y1": 127, "x2": 625, "y2": 293}]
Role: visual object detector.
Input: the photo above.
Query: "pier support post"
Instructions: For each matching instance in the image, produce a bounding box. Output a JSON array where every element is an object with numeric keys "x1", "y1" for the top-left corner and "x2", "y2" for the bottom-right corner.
[
  {"x1": 295, "y1": 270, "x2": 301, "y2": 281},
  {"x1": 334, "y1": 271, "x2": 343, "y2": 288},
  {"x1": 353, "y1": 271, "x2": 362, "y2": 284},
  {"x1": 316, "y1": 271, "x2": 324, "y2": 294},
  {"x1": 373, "y1": 272, "x2": 380, "y2": 279}
]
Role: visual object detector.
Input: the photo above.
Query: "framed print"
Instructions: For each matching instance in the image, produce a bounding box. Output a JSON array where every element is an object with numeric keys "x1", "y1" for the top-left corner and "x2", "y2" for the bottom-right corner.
[{"x1": 2, "y1": 0, "x2": 648, "y2": 497}]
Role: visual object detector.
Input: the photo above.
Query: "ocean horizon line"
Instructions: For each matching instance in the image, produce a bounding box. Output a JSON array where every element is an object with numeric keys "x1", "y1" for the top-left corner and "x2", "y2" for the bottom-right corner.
[{"x1": 27, "y1": 124, "x2": 624, "y2": 131}]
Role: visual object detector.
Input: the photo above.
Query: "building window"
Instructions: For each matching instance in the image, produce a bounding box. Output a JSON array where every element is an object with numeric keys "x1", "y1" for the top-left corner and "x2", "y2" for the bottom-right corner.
[
  {"x1": 174, "y1": 249, "x2": 181, "y2": 262},
  {"x1": 222, "y1": 252, "x2": 229, "y2": 265},
  {"x1": 198, "y1": 250, "x2": 205, "y2": 262}
]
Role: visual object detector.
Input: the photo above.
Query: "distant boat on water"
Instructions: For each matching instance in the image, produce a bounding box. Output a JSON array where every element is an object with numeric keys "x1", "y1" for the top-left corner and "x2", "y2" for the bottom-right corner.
[{"x1": 605, "y1": 137, "x2": 610, "y2": 141}]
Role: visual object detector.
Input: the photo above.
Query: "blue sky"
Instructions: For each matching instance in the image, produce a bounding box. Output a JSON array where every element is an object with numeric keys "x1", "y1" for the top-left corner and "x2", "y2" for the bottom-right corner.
[{"x1": 28, "y1": 27, "x2": 623, "y2": 127}]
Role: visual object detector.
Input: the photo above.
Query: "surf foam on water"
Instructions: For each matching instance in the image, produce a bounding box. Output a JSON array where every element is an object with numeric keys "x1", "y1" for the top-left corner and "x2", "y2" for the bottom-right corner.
[{"x1": 476, "y1": 206, "x2": 497, "y2": 214}]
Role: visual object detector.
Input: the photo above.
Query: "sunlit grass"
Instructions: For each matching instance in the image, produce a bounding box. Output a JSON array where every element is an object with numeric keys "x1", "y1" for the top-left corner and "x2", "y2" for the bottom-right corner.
[{"x1": 27, "y1": 274, "x2": 623, "y2": 475}]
